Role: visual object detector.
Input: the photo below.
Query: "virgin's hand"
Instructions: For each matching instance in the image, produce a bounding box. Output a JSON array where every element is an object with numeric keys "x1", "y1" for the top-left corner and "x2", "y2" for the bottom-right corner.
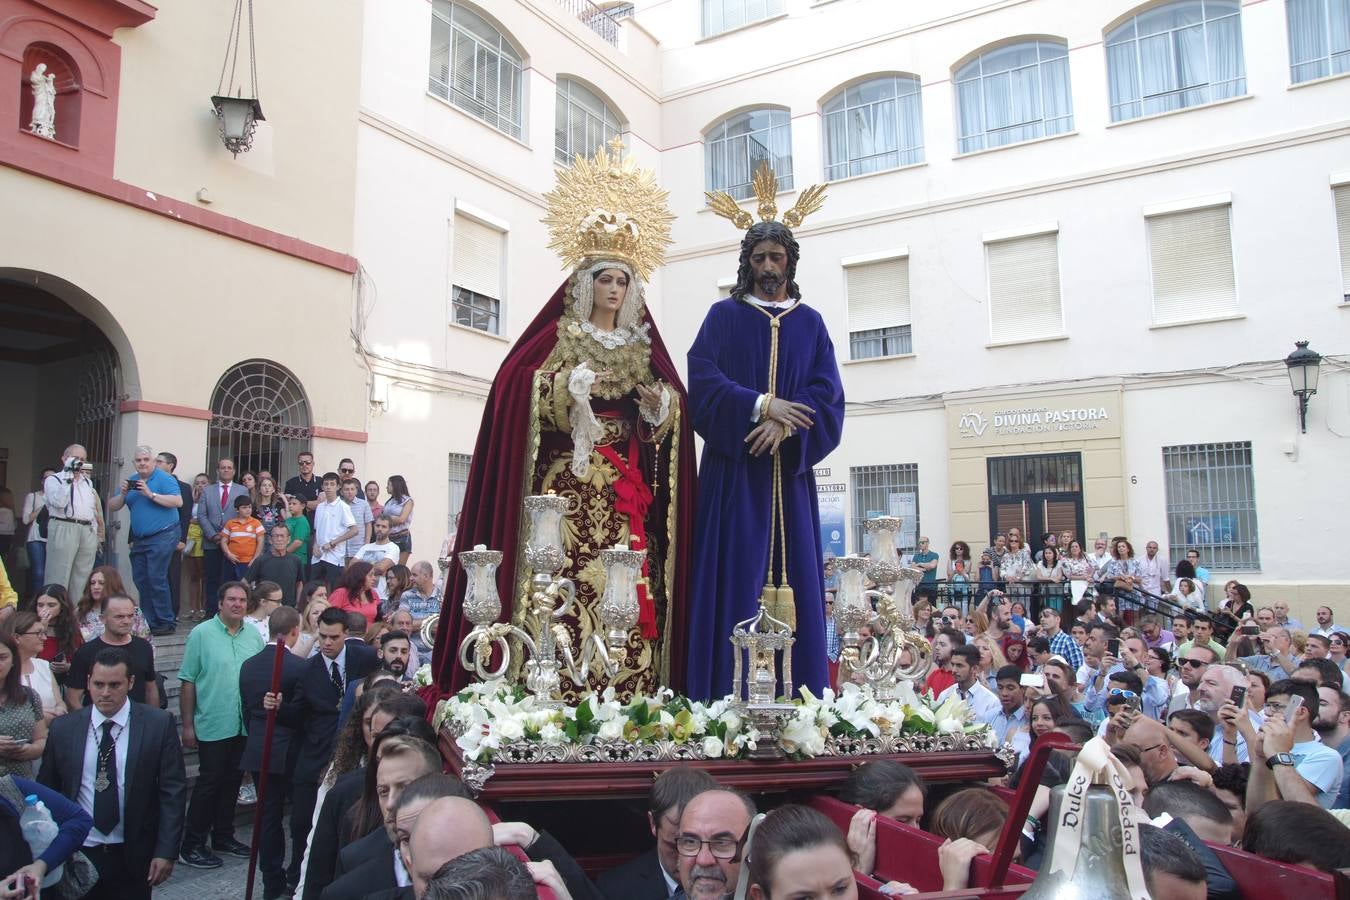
[
  {"x1": 636, "y1": 383, "x2": 664, "y2": 417},
  {"x1": 745, "y1": 420, "x2": 787, "y2": 457},
  {"x1": 766, "y1": 397, "x2": 814, "y2": 429},
  {"x1": 847, "y1": 808, "x2": 878, "y2": 875}
]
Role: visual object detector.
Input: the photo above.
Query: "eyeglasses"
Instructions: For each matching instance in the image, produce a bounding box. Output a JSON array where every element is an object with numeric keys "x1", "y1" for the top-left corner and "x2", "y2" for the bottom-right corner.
[
  {"x1": 676, "y1": 832, "x2": 745, "y2": 860},
  {"x1": 1263, "y1": 702, "x2": 1289, "y2": 714},
  {"x1": 1179, "y1": 658, "x2": 1209, "y2": 668},
  {"x1": 1138, "y1": 742, "x2": 1167, "y2": 755},
  {"x1": 19, "y1": 629, "x2": 44, "y2": 637}
]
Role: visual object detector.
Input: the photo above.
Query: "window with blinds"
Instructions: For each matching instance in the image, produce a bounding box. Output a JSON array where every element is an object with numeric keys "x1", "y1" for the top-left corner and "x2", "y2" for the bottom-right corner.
[
  {"x1": 1336, "y1": 185, "x2": 1350, "y2": 302},
  {"x1": 429, "y1": 2, "x2": 524, "y2": 139},
  {"x1": 1162, "y1": 442, "x2": 1259, "y2": 571},
  {"x1": 846, "y1": 256, "x2": 912, "y2": 360},
  {"x1": 1147, "y1": 205, "x2": 1237, "y2": 325},
  {"x1": 986, "y1": 232, "x2": 1063, "y2": 343},
  {"x1": 850, "y1": 464, "x2": 919, "y2": 554},
  {"x1": 451, "y1": 214, "x2": 503, "y2": 334}
]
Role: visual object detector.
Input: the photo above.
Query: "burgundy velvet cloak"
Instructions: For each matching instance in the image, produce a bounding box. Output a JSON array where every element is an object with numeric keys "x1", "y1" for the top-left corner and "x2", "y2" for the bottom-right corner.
[{"x1": 431, "y1": 279, "x2": 696, "y2": 697}]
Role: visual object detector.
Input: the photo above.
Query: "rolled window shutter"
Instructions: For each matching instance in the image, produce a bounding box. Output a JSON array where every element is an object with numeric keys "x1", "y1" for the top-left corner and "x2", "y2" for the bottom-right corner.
[
  {"x1": 987, "y1": 232, "x2": 1062, "y2": 341},
  {"x1": 452, "y1": 215, "x2": 502, "y2": 300},
  {"x1": 846, "y1": 257, "x2": 910, "y2": 332},
  {"x1": 1148, "y1": 205, "x2": 1237, "y2": 324},
  {"x1": 1336, "y1": 185, "x2": 1350, "y2": 299}
]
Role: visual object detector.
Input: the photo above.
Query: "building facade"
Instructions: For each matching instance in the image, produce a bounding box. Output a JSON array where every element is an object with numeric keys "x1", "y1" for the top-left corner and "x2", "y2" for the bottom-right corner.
[{"x1": 6, "y1": 0, "x2": 1348, "y2": 618}]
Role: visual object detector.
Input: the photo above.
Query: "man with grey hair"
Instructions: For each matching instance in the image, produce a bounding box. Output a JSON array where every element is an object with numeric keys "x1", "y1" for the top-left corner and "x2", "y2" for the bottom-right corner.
[
  {"x1": 398, "y1": 561, "x2": 442, "y2": 658},
  {"x1": 1226, "y1": 625, "x2": 1297, "y2": 680},
  {"x1": 1196, "y1": 663, "x2": 1252, "y2": 765},
  {"x1": 676, "y1": 788, "x2": 756, "y2": 900},
  {"x1": 43, "y1": 442, "x2": 101, "y2": 594},
  {"x1": 421, "y1": 847, "x2": 536, "y2": 900},
  {"x1": 109, "y1": 445, "x2": 183, "y2": 634}
]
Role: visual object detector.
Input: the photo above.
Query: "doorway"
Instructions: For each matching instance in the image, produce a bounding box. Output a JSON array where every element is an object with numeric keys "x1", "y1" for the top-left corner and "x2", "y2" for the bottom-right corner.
[{"x1": 986, "y1": 452, "x2": 1084, "y2": 548}]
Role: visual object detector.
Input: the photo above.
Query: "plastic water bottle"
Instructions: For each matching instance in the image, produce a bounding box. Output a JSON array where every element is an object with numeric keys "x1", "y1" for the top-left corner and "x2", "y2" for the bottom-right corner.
[{"x1": 18, "y1": 795, "x2": 64, "y2": 887}]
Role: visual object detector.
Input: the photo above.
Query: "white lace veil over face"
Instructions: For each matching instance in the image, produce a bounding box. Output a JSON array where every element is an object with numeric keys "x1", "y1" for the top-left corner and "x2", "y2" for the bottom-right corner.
[{"x1": 570, "y1": 259, "x2": 645, "y2": 330}]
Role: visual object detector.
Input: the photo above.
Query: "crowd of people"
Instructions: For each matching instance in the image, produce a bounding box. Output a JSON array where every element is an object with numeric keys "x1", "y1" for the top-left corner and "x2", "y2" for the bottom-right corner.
[{"x1": 4, "y1": 458, "x2": 1350, "y2": 898}]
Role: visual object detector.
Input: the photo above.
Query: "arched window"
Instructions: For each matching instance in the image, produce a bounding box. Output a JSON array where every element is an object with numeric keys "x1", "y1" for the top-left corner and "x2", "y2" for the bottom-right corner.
[
  {"x1": 1105, "y1": 1, "x2": 1246, "y2": 122},
  {"x1": 207, "y1": 360, "x2": 312, "y2": 478},
  {"x1": 555, "y1": 78, "x2": 621, "y2": 165},
  {"x1": 1286, "y1": 0, "x2": 1350, "y2": 84},
  {"x1": 822, "y1": 75, "x2": 924, "y2": 181},
  {"x1": 705, "y1": 107, "x2": 792, "y2": 201},
  {"x1": 429, "y1": 1, "x2": 524, "y2": 139},
  {"x1": 955, "y1": 40, "x2": 1073, "y2": 154}
]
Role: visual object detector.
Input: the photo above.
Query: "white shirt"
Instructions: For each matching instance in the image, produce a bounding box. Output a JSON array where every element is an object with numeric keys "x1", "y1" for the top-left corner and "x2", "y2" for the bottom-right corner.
[
  {"x1": 353, "y1": 541, "x2": 400, "y2": 596},
  {"x1": 22, "y1": 658, "x2": 61, "y2": 716},
  {"x1": 1139, "y1": 552, "x2": 1169, "y2": 595},
  {"x1": 990, "y1": 704, "x2": 1027, "y2": 745},
  {"x1": 44, "y1": 472, "x2": 97, "y2": 521},
  {"x1": 22, "y1": 492, "x2": 45, "y2": 543},
  {"x1": 313, "y1": 498, "x2": 356, "y2": 566},
  {"x1": 937, "y1": 681, "x2": 1002, "y2": 725},
  {"x1": 1087, "y1": 552, "x2": 1111, "y2": 577},
  {"x1": 1312, "y1": 625, "x2": 1344, "y2": 638},
  {"x1": 80, "y1": 699, "x2": 131, "y2": 844}
]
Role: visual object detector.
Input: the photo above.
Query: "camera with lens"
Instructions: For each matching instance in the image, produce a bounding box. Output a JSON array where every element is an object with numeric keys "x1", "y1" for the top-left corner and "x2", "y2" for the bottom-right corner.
[{"x1": 939, "y1": 615, "x2": 952, "y2": 627}]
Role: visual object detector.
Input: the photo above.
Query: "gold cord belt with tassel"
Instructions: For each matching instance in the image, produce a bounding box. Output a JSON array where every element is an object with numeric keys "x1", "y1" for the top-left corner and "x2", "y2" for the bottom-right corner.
[{"x1": 746, "y1": 300, "x2": 800, "y2": 630}]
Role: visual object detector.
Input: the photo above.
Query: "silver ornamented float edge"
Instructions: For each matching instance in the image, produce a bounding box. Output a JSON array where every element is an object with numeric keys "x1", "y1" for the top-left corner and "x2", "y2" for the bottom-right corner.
[{"x1": 446, "y1": 722, "x2": 1001, "y2": 793}]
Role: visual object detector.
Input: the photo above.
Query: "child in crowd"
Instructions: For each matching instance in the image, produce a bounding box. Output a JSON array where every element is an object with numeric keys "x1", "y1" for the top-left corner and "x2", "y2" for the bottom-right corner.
[
  {"x1": 223, "y1": 495, "x2": 265, "y2": 578},
  {"x1": 284, "y1": 494, "x2": 313, "y2": 578}
]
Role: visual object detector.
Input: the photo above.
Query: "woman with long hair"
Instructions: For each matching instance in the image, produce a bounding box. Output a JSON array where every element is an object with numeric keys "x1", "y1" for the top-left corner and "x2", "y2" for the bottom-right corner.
[
  {"x1": 241, "y1": 470, "x2": 258, "y2": 505},
  {"x1": 76, "y1": 565, "x2": 148, "y2": 641},
  {"x1": 930, "y1": 788, "x2": 1012, "y2": 891},
  {"x1": 1000, "y1": 634, "x2": 1029, "y2": 672},
  {"x1": 295, "y1": 581, "x2": 331, "y2": 658},
  {"x1": 329, "y1": 561, "x2": 380, "y2": 624},
  {"x1": 253, "y1": 476, "x2": 287, "y2": 533},
  {"x1": 32, "y1": 584, "x2": 80, "y2": 682},
  {"x1": 1329, "y1": 631, "x2": 1350, "y2": 672},
  {"x1": 21, "y1": 469, "x2": 55, "y2": 597},
  {"x1": 0, "y1": 631, "x2": 46, "y2": 777},
  {"x1": 747, "y1": 804, "x2": 859, "y2": 900},
  {"x1": 948, "y1": 541, "x2": 972, "y2": 579},
  {"x1": 382, "y1": 476, "x2": 414, "y2": 566},
  {"x1": 382, "y1": 564, "x2": 411, "y2": 618},
  {"x1": 972, "y1": 635, "x2": 1007, "y2": 692},
  {"x1": 4, "y1": 610, "x2": 64, "y2": 718}
]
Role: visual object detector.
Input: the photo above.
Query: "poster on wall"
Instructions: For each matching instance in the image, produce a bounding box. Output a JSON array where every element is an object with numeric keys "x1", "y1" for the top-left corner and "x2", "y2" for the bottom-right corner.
[
  {"x1": 888, "y1": 491, "x2": 918, "y2": 551},
  {"x1": 817, "y1": 487, "x2": 846, "y2": 558}
]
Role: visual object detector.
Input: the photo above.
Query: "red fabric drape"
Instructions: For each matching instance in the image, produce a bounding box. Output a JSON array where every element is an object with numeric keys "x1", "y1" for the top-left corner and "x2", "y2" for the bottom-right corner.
[{"x1": 431, "y1": 280, "x2": 697, "y2": 697}]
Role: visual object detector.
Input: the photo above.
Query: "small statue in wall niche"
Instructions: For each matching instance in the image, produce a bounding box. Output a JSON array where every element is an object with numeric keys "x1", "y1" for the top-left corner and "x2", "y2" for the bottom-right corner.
[{"x1": 29, "y1": 63, "x2": 57, "y2": 139}]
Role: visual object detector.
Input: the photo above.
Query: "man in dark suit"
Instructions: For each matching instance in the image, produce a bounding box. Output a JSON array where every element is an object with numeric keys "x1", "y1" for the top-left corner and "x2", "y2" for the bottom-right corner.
[
  {"x1": 155, "y1": 451, "x2": 195, "y2": 621},
  {"x1": 290, "y1": 606, "x2": 378, "y2": 889},
  {"x1": 320, "y1": 755, "x2": 455, "y2": 899},
  {"x1": 37, "y1": 646, "x2": 187, "y2": 900},
  {"x1": 597, "y1": 766, "x2": 719, "y2": 900},
  {"x1": 240, "y1": 606, "x2": 307, "y2": 900},
  {"x1": 197, "y1": 457, "x2": 249, "y2": 617}
]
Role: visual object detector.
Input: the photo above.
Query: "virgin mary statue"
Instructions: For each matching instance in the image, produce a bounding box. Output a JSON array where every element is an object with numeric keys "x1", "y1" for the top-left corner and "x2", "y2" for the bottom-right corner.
[{"x1": 432, "y1": 138, "x2": 696, "y2": 702}]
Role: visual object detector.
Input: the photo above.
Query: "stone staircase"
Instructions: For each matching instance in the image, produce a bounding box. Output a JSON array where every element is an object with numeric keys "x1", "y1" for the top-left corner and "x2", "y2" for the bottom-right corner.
[{"x1": 150, "y1": 618, "x2": 199, "y2": 780}]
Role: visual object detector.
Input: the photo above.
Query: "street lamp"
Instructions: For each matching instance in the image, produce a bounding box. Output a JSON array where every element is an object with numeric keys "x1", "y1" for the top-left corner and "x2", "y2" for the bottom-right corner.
[
  {"x1": 210, "y1": 0, "x2": 262, "y2": 158},
  {"x1": 210, "y1": 93, "x2": 264, "y2": 158},
  {"x1": 1284, "y1": 340, "x2": 1322, "y2": 434}
]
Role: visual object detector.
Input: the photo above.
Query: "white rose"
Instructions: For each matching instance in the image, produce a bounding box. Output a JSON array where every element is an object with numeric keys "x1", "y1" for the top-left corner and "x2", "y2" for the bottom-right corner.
[
  {"x1": 496, "y1": 717, "x2": 525, "y2": 741},
  {"x1": 936, "y1": 716, "x2": 965, "y2": 734},
  {"x1": 701, "y1": 736, "x2": 724, "y2": 758},
  {"x1": 539, "y1": 722, "x2": 566, "y2": 745},
  {"x1": 597, "y1": 718, "x2": 626, "y2": 741}
]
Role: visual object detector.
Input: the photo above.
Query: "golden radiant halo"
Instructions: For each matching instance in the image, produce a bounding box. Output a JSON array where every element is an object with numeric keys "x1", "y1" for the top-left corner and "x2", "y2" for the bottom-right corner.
[
  {"x1": 705, "y1": 160, "x2": 828, "y2": 233},
  {"x1": 542, "y1": 136, "x2": 674, "y2": 283}
]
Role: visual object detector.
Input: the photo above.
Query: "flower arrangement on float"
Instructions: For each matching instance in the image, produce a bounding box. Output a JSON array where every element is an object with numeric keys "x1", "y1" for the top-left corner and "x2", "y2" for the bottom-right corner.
[{"x1": 433, "y1": 678, "x2": 992, "y2": 764}]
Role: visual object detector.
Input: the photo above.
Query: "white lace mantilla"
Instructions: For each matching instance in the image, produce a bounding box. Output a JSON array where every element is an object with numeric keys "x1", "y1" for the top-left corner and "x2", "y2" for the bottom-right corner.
[{"x1": 579, "y1": 319, "x2": 651, "y2": 350}]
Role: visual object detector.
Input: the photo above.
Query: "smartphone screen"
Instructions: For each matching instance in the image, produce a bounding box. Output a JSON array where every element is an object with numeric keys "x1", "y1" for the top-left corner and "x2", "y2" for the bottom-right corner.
[
  {"x1": 1241, "y1": 624, "x2": 1260, "y2": 635},
  {"x1": 1020, "y1": 673, "x2": 1045, "y2": 688},
  {"x1": 1229, "y1": 685, "x2": 1248, "y2": 708},
  {"x1": 1107, "y1": 638, "x2": 1121, "y2": 656},
  {"x1": 1285, "y1": 694, "x2": 1304, "y2": 725}
]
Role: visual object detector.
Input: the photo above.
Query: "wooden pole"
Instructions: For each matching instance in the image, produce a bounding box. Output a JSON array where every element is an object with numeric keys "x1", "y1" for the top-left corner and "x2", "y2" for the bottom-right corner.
[{"x1": 245, "y1": 639, "x2": 286, "y2": 900}]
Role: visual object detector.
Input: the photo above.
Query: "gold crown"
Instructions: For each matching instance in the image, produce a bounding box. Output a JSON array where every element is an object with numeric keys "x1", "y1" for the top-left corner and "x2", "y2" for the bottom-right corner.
[
  {"x1": 706, "y1": 161, "x2": 828, "y2": 233},
  {"x1": 542, "y1": 136, "x2": 673, "y2": 282}
]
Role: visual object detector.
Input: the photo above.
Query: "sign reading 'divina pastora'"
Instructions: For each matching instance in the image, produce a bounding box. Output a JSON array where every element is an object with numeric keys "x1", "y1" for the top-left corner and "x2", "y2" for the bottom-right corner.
[{"x1": 946, "y1": 390, "x2": 1123, "y2": 447}]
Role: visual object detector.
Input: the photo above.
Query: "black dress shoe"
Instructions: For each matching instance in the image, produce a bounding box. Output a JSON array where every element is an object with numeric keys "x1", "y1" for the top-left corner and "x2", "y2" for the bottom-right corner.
[
  {"x1": 178, "y1": 845, "x2": 223, "y2": 869},
  {"x1": 150, "y1": 626, "x2": 176, "y2": 636},
  {"x1": 212, "y1": 835, "x2": 252, "y2": 858}
]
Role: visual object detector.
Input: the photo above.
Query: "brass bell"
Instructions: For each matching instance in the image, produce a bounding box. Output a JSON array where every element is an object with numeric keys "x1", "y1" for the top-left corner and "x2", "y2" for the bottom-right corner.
[{"x1": 1021, "y1": 778, "x2": 1143, "y2": 899}]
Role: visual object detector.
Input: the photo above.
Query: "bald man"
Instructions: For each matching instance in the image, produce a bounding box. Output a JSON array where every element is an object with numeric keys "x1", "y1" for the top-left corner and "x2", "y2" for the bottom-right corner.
[
  {"x1": 1123, "y1": 715, "x2": 1180, "y2": 787},
  {"x1": 677, "y1": 789, "x2": 755, "y2": 900},
  {"x1": 43, "y1": 442, "x2": 101, "y2": 594},
  {"x1": 405, "y1": 797, "x2": 494, "y2": 898}
]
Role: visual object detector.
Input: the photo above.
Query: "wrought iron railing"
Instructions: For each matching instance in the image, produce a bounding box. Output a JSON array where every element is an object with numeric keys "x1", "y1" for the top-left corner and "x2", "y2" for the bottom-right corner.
[{"x1": 556, "y1": 0, "x2": 620, "y2": 45}]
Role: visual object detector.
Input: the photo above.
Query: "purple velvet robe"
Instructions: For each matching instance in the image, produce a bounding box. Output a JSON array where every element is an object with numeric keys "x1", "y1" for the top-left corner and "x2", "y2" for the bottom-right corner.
[{"x1": 685, "y1": 298, "x2": 845, "y2": 700}]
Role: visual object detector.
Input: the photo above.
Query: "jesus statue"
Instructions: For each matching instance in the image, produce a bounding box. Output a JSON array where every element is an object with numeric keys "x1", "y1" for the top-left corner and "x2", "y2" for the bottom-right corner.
[{"x1": 685, "y1": 165, "x2": 845, "y2": 700}]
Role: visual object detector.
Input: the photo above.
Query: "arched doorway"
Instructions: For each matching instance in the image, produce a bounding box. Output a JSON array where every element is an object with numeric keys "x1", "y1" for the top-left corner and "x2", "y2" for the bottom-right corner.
[
  {"x1": 0, "y1": 270, "x2": 136, "y2": 586},
  {"x1": 206, "y1": 359, "x2": 312, "y2": 477}
]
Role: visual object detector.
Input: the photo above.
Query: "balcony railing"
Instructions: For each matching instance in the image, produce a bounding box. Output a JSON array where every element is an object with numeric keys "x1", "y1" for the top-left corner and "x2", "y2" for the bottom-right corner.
[{"x1": 556, "y1": 0, "x2": 620, "y2": 45}]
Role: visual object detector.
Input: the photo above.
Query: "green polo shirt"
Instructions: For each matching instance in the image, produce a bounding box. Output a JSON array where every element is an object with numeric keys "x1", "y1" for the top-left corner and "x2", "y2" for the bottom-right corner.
[
  {"x1": 178, "y1": 615, "x2": 265, "y2": 741},
  {"x1": 1175, "y1": 638, "x2": 1227, "y2": 659}
]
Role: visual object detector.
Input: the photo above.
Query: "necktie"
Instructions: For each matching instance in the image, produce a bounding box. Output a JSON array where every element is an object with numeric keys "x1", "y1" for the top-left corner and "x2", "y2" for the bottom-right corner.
[
  {"x1": 221, "y1": 483, "x2": 229, "y2": 510},
  {"x1": 331, "y1": 659, "x2": 344, "y2": 703},
  {"x1": 94, "y1": 720, "x2": 119, "y2": 834}
]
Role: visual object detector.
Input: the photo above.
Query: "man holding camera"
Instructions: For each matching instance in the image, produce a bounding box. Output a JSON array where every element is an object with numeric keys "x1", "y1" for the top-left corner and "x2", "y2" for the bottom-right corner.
[
  {"x1": 43, "y1": 443, "x2": 101, "y2": 595},
  {"x1": 108, "y1": 446, "x2": 184, "y2": 635}
]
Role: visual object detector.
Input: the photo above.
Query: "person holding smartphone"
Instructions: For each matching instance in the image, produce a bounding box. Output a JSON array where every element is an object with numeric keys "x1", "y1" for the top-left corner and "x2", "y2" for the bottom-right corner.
[{"x1": 1244, "y1": 679, "x2": 1343, "y2": 809}]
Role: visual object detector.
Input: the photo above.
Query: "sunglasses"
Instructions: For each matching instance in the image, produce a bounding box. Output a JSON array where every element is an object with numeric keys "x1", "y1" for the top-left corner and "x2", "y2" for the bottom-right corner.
[
  {"x1": 340, "y1": 468, "x2": 355, "y2": 474},
  {"x1": 1179, "y1": 658, "x2": 1209, "y2": 668},
  {"x1": 1107, "y1": 689, "x2": 1139, "y2": 703}
]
